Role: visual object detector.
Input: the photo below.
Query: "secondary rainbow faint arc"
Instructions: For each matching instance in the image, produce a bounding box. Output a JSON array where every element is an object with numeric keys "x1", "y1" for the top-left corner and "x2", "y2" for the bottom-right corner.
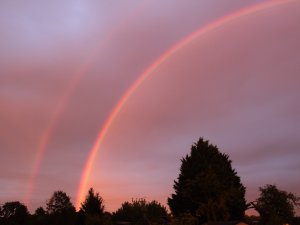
[
  {"x1": 75, "y1": 0, "x2": 294, "y2": 209},
  {"x1": 23, "y1": 1, "x2": 149, "y2": 208}
]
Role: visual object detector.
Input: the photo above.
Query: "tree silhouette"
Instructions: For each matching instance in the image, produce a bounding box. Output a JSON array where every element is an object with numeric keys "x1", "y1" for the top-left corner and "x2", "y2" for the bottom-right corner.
[
  {"x1": 113, "y1": 198, "x2": 169, "y2": 225},
  {"x1": 46, "y1": 190, "x2": 75, "y2": 214},
  {"x1": 31, "y1": 207, "x2": 47, "y2": 225},
  {"x1": 0, "y1": 201, "x2": 29, "y2": 225},
  {"x1": 168, "y1": 138, "x2": 246, "y2": 224},
  {"x1": 46, "y1": 190, "x2": 76, "y2": 225},
  {"x1": 34, "y1": 207, "x2": 46, "y2": 217},
  {"x1": 251, "y1": 184, "x2": 300, "y2": 225},
  {"x1": 81, "y1": 188, "x2": 104, "y2": 215},
  {"x1": 80, "y1": 188, "x2": 106, "y2": 225}
]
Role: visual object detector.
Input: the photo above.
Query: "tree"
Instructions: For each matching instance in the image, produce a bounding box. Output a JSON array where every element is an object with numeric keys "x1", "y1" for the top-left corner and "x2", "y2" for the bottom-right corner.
[
  {"x1": 46, "y1": 190, "x2": 76, "y2": 225},
  {"x1": 34, "y1": 207, "x2": 46, "y2": 217},
  {"x1": 80, "y1": 188, "x2": 106, "y2": 225},
  {"x1": 251, "y1": 184, "x2": 300, "y2": 225},
  {"x1": 0, "y1": 201, "x2": 29, "y2": 225},
  {"x1": 171, "y1": 213, "x2": 198, "y2": 225},
  {"x1": 31, "y1": 207, "x2": 47, "y2": 225},
  {"x1": 81, "y1": 188, "x2": 104, "y2": 215},
  {"x1": 113, "y1": 198, "x2": 169, "y2": 225},
  {"x1": 168, "y1": 138, "x2": 246, "y2": 224},
  {"x1": 0, "y1": 205, "x2": 3, "y2": 224},
  {"x1": 46, "y1": 190, "x2": 75, "y2": 214}
]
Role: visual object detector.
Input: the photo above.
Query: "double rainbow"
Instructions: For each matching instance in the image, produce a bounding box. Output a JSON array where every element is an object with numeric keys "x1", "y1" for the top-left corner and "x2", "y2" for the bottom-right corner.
[{"x1": 21, "y1": 0, "x2": 294, "y2": 210}]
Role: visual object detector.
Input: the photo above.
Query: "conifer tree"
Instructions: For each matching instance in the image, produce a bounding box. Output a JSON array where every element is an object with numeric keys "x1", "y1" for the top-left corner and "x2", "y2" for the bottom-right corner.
[
  {"x1": 168, "y1": 138, "x2": 246, "y2": 223},
  {"x1": 80, "y1": 188, "x2": 106, "y2": 225},
  {"x1": 81, "y1": 188, "x2": 104, "y2": 215}
]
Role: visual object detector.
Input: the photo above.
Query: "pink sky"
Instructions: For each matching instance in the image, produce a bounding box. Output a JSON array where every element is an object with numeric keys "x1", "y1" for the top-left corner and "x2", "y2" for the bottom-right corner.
[{"x1": 0, "y1": 0, "x2": 299, "y2": 215}]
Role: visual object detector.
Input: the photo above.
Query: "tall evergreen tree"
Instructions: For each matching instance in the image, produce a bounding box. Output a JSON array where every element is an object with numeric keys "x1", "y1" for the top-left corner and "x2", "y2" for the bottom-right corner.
[
  {"x1": 80, "y1": 188, "x2": 104, "y2": 215},
  {"x1": 168, "y1": 138, "x2": 246, "y2": 224},
  {"x1": 80, "y1": 188, "x2": 107, "y2": 225}
]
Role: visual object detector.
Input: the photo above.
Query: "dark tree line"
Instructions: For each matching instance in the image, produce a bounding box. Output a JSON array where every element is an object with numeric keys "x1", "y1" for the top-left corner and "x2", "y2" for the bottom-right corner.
[
  {"x1": 1, "y1": 138, "x2": 299, "y2": 225},
  {"x1": 113, "y1": 198, "x2": 169, "y2": 225},
  {"x1": 0, "y1": 189, "x2": 168, "y2": 225}
]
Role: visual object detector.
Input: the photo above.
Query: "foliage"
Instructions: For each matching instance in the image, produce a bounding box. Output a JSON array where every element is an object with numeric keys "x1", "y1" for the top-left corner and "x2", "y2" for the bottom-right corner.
[
  {"x1": 102, "y1": 212, "x2": 113, "y2": 225},
  {"x1": 168, "y1": 138, "x2": 246, "y2": 224},
  {"x1": 113, "y1": 198, "x2": 169, "y2": 225},
  {"x1": 244, "y1": 215, "x2": 260, "y2": 225},
  {"x1": 81, "y1": 187, "x2": 104, "y2": 215},
  {"x1": 46, "y1": 190, "x2": 75, "y2": 214},
  {"x1": 34, "y1": 207, "x2": 45, "y2": 216},
  {"x1": 46, "y1": 190, "x2": 76, "y2": 225},
  {"x1": 253, "y1": 184, "x2": 300, "y2": 225},
  {"x1": 79, "y1": 187, "x2": 109, "y2": 225},
  {"x1": 75, "y1": 210, "x2": 85, "y2": 225},
  {"x1": 171, "y1": 213, "x2": 198, "y2": 225},
  {"x1": 76, "y1": 211, "x2": 113, "y2": 225},
  {"x1": 292, "y1": 216, "x2": 300, "y2": 225},
  {"x1": 0, "y1": 201, "x2": 29, "y2": 225},
  {"x1": 30, "y1": 207, "x2": 48, "y2": 225}
]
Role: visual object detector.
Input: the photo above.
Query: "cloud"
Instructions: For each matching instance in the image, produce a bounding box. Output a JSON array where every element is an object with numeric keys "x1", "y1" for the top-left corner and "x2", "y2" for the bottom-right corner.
[{"x1": 1, "y1": 0, "x2": 300, "y2": 213}]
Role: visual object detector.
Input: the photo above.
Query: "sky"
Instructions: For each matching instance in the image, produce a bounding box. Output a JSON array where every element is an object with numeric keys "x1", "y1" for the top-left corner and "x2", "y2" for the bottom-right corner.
[{"x1": 1, "y1": 0, "x2": 299, "y2": 215}]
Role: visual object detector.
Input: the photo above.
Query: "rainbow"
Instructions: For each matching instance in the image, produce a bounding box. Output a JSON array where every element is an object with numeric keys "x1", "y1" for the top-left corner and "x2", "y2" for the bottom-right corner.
[
  {"x1": 23, "y1": 1, "x2": 148, "y2": 208},
  {"x1": 24, "y1": 54, "x2": 100, "y2": 207},
  {"x1": 75, "y1": 0, "x2": 294, "y2": 209}
]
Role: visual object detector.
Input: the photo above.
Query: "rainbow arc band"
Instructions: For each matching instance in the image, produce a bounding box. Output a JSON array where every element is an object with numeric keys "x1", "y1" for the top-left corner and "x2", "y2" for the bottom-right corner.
[
  {"x1": 23, "y1": 1, "x2": 148, "y2": 208},
  {"x1": 75, "y1": 0, "x2": 294, "y2": 209}
]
